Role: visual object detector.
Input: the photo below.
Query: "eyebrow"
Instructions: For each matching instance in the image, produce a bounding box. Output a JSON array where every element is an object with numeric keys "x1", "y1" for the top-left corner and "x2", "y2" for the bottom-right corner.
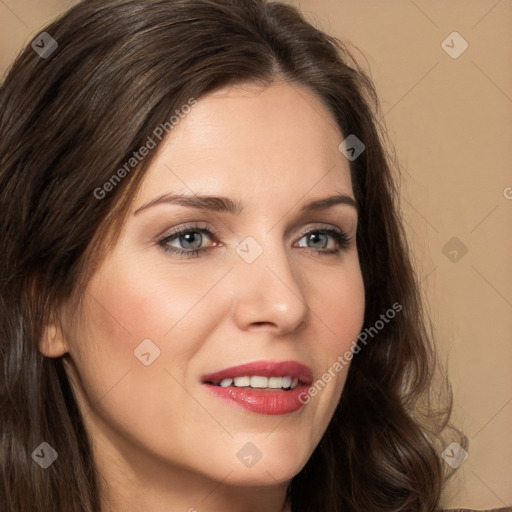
[{"x1": 133, "y1": 192, "x2": 357, "y2": 216}]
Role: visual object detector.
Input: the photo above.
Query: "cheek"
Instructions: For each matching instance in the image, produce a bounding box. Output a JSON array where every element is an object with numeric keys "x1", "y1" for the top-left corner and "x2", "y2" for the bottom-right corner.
[
  {"x1": 312, "y1": 257, "x2": 365, "y2": 351},
  {"x1": 66, "y1": 255, "x2": 231, "y2": 405},
  {"x1": 80, "y1": 255, "x2": 225, "y2": 348},
  {"x1": 305, "y1": 258, "x2": 365, "y2": 411}
]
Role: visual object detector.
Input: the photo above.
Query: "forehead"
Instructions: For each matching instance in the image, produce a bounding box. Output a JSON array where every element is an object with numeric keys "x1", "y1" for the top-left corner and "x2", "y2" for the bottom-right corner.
[{"x1": 134, "y1": 81, "x2": 353, "y2": 209}]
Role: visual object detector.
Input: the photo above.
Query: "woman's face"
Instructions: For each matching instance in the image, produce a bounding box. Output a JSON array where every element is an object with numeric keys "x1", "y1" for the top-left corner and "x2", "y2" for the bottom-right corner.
[{"x1": 55, "y1": 81, "x2": 365, "y2": 491}]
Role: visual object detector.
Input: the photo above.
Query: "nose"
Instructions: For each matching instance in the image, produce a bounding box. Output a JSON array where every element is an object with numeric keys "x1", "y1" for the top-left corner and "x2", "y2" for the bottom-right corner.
[{"x1": 231, "y1": 240, "x2": 310, "y2": 335}]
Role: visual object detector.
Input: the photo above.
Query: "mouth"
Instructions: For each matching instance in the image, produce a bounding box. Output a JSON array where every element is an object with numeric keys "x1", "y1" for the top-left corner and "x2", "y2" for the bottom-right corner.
[{"x1": 201, "y1": 360, "x2": 313, "y2": 415}]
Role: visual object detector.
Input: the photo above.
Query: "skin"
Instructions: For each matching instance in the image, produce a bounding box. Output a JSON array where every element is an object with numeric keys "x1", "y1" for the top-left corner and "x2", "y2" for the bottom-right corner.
[{"x1": 42, "y1": 80, "x2": 365, "y2": 512}]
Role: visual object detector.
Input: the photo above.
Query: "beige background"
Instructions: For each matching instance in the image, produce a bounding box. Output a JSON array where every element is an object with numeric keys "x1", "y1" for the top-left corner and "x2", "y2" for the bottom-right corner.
[{"x1": 1, "y1": 0, "x2": 511, "y2": 509}]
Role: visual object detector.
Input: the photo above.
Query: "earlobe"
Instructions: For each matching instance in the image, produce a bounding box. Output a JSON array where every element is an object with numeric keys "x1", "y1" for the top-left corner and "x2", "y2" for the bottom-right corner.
[{"x1": 39, "y1": 321, "x2": 69, "y2": 358}]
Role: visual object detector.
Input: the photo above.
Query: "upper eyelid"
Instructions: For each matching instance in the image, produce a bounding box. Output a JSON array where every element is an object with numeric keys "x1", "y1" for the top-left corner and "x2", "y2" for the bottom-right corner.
[{"x1": 160, "y1": 224, "x2": 215, "y2": 240}]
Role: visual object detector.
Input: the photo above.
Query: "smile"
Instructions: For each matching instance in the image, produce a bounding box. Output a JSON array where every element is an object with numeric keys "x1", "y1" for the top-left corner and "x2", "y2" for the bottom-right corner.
[{"x1": 201, "y1": 360, "x2": 313, "y2": 415}]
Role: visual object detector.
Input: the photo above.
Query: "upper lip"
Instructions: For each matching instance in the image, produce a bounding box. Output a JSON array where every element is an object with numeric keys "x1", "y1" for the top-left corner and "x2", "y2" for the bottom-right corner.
[{"x1": 201, "y1": 360, "x2": 313, "y2": 385}]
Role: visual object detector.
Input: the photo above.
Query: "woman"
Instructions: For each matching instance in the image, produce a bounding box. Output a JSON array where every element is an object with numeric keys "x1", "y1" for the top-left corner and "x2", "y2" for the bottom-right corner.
[{"x1": 0, "y1": 0, "x2": 466, "y2": 510}]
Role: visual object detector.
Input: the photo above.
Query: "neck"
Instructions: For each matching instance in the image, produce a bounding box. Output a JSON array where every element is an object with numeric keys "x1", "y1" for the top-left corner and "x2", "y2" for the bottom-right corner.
[{"x1": 99, "y1": 469, "x2": 292, "y2": 512}]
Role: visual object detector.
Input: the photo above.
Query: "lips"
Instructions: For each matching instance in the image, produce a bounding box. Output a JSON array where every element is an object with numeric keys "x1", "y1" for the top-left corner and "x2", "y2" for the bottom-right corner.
[{"x1": 201, "y1": 360, "x2": 313, "y2": 415}]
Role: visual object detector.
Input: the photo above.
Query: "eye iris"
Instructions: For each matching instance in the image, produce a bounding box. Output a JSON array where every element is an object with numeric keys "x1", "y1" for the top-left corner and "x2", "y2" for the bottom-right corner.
[
  {"x1": 308, "y1": 232, "x2": 328, "y2": 249},
  {"x1": 180, "y1": 232, "x2": 202, "y2": 249}
]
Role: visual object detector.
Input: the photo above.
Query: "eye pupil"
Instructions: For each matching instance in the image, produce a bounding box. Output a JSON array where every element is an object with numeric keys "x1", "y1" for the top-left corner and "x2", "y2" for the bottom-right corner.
[
  {"x1": 180, "y1": 232, "x2": 202, "y2": 249},
  {"x1": 308, "y1": 233, "x2": 328, "y2": 249}
]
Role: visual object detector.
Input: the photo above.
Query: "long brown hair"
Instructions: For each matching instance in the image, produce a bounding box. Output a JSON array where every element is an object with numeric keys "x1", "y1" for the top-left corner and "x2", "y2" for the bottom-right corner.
[{"x1": 0, "y1": 0, "x2": 466, "y2": 510}]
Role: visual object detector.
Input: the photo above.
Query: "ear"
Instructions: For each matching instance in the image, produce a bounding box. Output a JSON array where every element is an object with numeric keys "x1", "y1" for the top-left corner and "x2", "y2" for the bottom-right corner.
[{"x1": 39, "y1": 316, "x2": 69, "y2": 358}]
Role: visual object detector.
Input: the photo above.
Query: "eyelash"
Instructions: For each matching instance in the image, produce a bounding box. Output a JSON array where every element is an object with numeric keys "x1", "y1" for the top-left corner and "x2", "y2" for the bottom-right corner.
[{"x1": 157, "y1": 223, "x2": 352, "y2": 259}]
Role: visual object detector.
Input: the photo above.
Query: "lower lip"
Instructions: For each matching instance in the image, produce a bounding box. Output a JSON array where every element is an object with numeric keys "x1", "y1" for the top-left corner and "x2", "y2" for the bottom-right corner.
[{"x1": 203, "y1": 384, "x2": 309, "y2": 415}]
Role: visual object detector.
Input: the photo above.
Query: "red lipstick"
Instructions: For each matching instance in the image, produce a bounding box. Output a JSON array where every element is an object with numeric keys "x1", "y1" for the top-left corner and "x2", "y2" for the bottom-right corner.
[{"x1": 201, "y1": 360, "x2": 313, "y2": 415}]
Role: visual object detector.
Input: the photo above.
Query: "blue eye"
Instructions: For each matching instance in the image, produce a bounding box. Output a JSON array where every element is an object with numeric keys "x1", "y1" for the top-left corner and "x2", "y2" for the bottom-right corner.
[
  {"x1": 158, "y1": 225, "x2": 215, "y2": 258},
  {"x1": 158, "y1": 224, "x2": 351, "y2": 258},
  {"x1": 296, "y1": 227, "x2": 350, "y2": 253}
]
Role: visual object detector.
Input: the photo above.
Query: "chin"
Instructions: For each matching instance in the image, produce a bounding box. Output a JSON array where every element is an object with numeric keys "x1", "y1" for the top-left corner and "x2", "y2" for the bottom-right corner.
[{"x1": 204, "y1": 438, "x2": 312, "y2": 487}]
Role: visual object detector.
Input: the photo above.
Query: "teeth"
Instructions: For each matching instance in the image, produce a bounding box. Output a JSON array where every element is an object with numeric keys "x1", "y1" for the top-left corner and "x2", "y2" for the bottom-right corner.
[
  {"x1": 233, "y1": 376, "x2": 251, "y2": 387},
  {"x1": 214, "y1": 375, "x2": 299, "y2": 390},
  {"x1": 250, "y1": 376, "x2": 268, "y2": 388},
  {"x1": 268, "y1": 377, "x2": 283, "y2": 389}
]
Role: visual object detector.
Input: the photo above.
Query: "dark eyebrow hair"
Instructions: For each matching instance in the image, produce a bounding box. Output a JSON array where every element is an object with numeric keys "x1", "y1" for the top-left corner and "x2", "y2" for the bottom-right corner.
[{"x1": 133, "y1": 192, "x2": 357, "y2": 216}]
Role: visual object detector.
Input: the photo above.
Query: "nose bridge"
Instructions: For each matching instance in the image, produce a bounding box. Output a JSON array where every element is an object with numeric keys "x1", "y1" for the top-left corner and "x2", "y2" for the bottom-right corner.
[{"x1": 231, "y1": 231, "x2": 310, "y2": 331}]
